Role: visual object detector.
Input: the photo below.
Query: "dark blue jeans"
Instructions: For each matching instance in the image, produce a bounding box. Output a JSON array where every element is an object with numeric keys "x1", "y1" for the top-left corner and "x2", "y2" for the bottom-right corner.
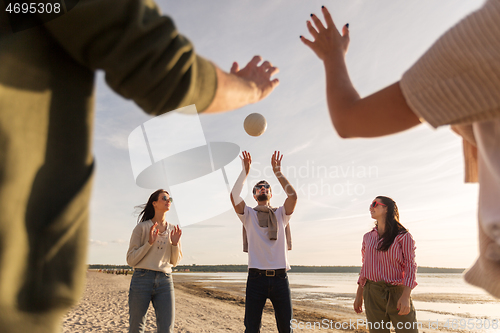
[
  {"x1": 244, "y1": 270, "x2": 293, "y2": 333},
  {"x1": 128, "y1": 269, "x2": 175, "y2": 333}
]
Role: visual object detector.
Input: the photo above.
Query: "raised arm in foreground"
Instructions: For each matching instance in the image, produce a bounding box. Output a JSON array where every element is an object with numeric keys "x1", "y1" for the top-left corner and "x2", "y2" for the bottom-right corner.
[{"x1": 301, "y1": 7, "x2": 420, "y2": 138}]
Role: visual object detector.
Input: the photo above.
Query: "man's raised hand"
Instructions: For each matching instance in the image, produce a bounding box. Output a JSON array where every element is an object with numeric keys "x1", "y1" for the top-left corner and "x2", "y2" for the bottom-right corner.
[
  {"x1": 241, "y1": 150, "x2": 252, "y2": 175},
  {"x1": 271, "y1": 151, "x2": 283, "y2": 175}
]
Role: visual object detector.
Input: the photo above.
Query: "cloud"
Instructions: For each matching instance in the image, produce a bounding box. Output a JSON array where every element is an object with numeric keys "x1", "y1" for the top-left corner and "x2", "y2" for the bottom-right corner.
[
  {"x1": 90, "y1": 239, "x2": 127, "y2": 246},
  {"x1": 184, "y1": 224, "x2": 224, "y2": 229},
  {"x1": 110, "y1": 239, "x2": 128, "y2": 244},
  {"x1": 286, "y1": 135, "x2": 318, "y2": 156},
  {"x1": 90, "y1": 239, "x2": 109, "y2": 246},
  {"x1": 94, "y1": 131, "x2": 129, "y2": 150}
]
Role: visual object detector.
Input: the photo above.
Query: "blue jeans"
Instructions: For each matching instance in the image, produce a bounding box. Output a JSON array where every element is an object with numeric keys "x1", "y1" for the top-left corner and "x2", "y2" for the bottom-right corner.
[
  {"x1": 244, "y1": 270, "x2": 293, "y2": 333},
  {"x1": 128, "y1": 269, "x2": 175, "y2": 333}
]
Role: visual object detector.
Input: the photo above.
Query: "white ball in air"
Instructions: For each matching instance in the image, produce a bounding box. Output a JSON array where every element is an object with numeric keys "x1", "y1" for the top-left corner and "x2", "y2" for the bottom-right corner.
[{"x1": 244, "y1": 113, "x2": 267, "y2": 137}]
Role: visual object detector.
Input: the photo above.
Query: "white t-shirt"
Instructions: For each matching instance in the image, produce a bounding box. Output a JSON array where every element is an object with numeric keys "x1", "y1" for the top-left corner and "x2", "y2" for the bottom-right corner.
[{"x1": 238, "y1": 205, "x2": 291, "y2": 270}]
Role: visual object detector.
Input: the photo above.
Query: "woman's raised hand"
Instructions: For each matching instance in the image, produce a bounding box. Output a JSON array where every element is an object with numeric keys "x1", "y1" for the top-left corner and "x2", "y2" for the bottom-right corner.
[
  {"x1": 148, "y1": 222, "x2": 159, "y2": 245},
  {"x1": 300, "y1": 6, "x2": 350, "y2": 61},
  {"x1": 170, "y1": 225, "x2": 182, "y2": 246}
]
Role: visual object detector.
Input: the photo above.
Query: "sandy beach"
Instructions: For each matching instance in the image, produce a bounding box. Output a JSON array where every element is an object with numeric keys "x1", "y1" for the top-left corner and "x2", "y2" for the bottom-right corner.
[
  {"x1": 62, "y1": 271, "x2": 488, "y2": 333},
  {"x1": 62, "y1": 271, "x2": 369, "y2": 332}
]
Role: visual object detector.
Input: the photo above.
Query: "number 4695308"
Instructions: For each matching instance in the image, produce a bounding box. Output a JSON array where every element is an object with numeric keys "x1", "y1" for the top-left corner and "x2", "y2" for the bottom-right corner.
[
  {"x1": 443, "y1": 318, "x2": 499, "y2": 330},
  {"x1": 5, "y1": 2, "x2": 61, "y2": 14}
]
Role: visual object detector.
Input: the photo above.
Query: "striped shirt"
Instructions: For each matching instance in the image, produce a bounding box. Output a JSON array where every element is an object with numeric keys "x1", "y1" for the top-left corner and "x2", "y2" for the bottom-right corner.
[
  {"x1": 358, "y1": 227, "x2": 417, "y2": 289},
  {"x1": 400, "y1": 0, "x2": 500, "y2": 128}
]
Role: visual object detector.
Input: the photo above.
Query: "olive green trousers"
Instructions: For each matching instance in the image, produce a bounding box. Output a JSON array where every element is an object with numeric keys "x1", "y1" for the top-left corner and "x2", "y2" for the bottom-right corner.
[{"x1": 363, "y1": 280, "x2": 419, "y2": 333}]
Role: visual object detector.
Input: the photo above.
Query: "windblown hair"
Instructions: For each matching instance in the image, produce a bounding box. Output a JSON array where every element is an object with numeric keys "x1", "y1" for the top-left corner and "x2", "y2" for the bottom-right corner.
[
  {"x1": 136, "y1": 189, "x2": 168, "y2": 224},
  {"x1": 253, "y1": 180, "x2": 272, "y2": 195},
  {"x1": 375, "y1": 196, "x2": 408, "y2": 251}
]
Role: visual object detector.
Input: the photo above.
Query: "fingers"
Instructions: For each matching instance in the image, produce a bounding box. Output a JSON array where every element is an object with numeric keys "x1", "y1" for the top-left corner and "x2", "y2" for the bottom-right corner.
[
  {"x1": 260, "y1": 61, "x2": 271, "y2": 71},
  {"x1": 301, "y1": 7, "x2": 349, "y2": 57},
  {"x1": 398, "y1": 307, "x2": 410, "y2": 316},
  {"x1": 271, "y1": 151, "x2": 283, "y2": 170},
  {"x1": 342, "y1": 23, "x2": 350, "y2": 41},
  {"x1": 397, "y1": 302, "x2": 410, "y2": 315},
  {"x1": 248, "y1": 55, "x2": 263, "y2": 67},
  {"x1": 310, "y1": 13, "x2": 326, "y2": 32},
  {"x1": 260, "y1": 61, "x2": 279, "y2": 80},
  {"x1": 242, "y1": 57, "x2": 279, "y2": 77},
  {"x1": 299, "y1": 35, "x2": 315, "y2": 50},
  {"x1": 321, "y1": 6, "x2": 336, "y2": 30},
  {"x1": 396, "y1": 300, "x2": 410, "y2": 315},
  {"x1": 171, "y1": 225, "x2": 182, "y2": 236},
  {"x1": 268, "y1": 66, "x2": 279, "y2": 76},
  {"x1": 270, "y1": 78, "x2": 280, "y2": 89},
  {"x1": 230, "y1": 62, "x2": 240, "y2": 74},
  {"x1": 241, "y1": 151, "x2": 252, "y2": 166},
  {"x1": 306, "y1": 20, "x2": 319, "y2": 39},
  {"x1": 273, "y1": 151, "x2": 283, "y2": 162}
]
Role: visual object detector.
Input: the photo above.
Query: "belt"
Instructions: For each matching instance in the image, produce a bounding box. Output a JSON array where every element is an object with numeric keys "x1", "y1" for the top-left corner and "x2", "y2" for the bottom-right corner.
[
  {"x1": 134, "y1": 268, "x2": 161, "y2": 273},
  {"x1": 249, "y1": 268, "x2": 287, "y2": 277}
]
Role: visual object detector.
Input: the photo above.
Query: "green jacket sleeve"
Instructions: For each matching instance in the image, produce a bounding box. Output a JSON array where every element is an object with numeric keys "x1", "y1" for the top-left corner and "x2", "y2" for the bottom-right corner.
[{"x1": 43, "y1": 0, "x2": 217, "y2": 113}]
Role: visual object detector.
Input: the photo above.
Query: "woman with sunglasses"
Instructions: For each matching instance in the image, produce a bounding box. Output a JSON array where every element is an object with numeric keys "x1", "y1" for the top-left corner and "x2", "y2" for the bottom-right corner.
[
  {"x1": 126, "y1": 189, "x2": 182, "y2": 333},
  {"x1": 354, "y1": 196, "x2": 418, "y2": 333}
]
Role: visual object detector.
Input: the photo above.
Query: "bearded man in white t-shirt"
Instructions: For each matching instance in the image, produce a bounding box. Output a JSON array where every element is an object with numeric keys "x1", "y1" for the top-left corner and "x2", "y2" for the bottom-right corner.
[{"x1": 230, "y1": 150, "x2": 298, "y2": 333}]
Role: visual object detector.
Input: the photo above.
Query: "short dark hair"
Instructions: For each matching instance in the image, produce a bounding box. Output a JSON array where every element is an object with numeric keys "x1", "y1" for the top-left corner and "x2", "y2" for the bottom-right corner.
[{"x1": 253, "y1": 180, "x2": 271, "y2": 195}]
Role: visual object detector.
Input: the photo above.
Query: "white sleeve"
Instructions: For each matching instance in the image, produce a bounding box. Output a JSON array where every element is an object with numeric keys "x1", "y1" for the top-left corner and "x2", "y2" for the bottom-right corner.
[
  {"x1": 278, "y1": 206, "x2": 291, "y2": 227},
  {"x1": 237, "y1": 205, "x2": 251, "y2": 226}
]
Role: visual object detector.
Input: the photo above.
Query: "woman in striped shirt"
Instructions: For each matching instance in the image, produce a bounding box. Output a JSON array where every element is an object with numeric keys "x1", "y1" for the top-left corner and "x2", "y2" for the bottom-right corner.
[{"x1": 354, "y1": 196, "x2": 418, "y2": 333}]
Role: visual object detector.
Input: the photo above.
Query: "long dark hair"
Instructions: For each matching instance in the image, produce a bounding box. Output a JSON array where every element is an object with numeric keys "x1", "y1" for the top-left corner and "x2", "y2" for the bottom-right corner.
[
  {"x1": 375, "y1": 196, "x2": 408, "y2": 251},
  {"x1": 136, "y1": 189, "x2": 169, "y2": 223}
]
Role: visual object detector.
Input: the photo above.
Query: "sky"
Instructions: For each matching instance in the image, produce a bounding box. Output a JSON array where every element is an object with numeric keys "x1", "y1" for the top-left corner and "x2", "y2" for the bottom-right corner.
[{"x1": 88, "y1": 0, "x2": 485, "y2": 268}]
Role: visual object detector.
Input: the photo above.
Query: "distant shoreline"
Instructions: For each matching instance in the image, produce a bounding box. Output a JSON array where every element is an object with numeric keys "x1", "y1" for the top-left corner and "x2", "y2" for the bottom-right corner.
[{"x1": 88, "y1": 264, "x2": 465, "y2": 274}]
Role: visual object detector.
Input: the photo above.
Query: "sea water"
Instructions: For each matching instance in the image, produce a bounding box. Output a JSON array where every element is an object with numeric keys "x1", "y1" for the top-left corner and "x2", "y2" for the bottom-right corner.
[{"x1": 180, "y1": 272, "x2": 500, "y2": 332}]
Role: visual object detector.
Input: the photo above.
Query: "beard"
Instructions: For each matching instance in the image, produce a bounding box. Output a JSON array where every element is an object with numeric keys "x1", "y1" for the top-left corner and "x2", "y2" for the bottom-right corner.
[{"x1": 256, "y1": 193, "x2": 270, "y2": 202}]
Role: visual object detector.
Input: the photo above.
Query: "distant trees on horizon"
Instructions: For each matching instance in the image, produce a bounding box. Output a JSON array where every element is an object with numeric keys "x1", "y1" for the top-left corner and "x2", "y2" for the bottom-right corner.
[{"x1": 87, "y1": 264, "x2": 464, "y2": 274}]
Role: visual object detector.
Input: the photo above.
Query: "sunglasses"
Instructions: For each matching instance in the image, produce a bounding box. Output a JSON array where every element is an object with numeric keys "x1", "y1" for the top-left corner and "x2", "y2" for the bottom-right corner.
[
  {"x1": 253, "y1": 183, "x2": 270, "y2": 194},
  {"x1": 161, "y1": 195, "x2": 173, "y2": 203},
  {"x1": 371, "y1": 201, "x2": 386, "y2": 208}
]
